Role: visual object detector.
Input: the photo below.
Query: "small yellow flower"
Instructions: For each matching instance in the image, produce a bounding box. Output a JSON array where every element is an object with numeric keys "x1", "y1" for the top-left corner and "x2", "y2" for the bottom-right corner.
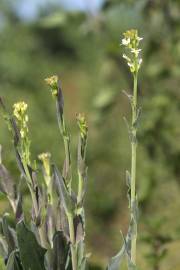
[
  {"x1": 38, "y1": 152, "x2": 51, "y2": 161},
  {"x1": 13, "y1": 102, "x2": 28, "y2": 120},
  {"x1": 45, "y1": 75, "x2": 59, "y2": 97},
  {"x1": 13, "y1": 101, "x2": 29, "y2": 139},
  {"x1": 38, "y1": 152, "x2": 51, "y2": 177},
  {"x1": 77, "y1": 113, "x2": 88, "y2": 137},
  {"x1": 45, "y1": 75, "x2": 58, "y2": 88}
]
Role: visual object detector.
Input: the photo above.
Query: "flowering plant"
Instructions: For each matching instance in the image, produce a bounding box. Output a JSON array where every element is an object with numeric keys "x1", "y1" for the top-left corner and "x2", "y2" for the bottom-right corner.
[
  {"x1": 0, "y1": 29, "x2": 143, "y2": 270},
  {"x1": 0, "y1": 76, "x2": 88, "y2": 270}
]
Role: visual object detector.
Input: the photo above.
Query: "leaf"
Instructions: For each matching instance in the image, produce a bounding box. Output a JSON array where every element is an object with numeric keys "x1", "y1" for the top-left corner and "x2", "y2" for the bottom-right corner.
[
  {"x1": 15, "y1": 195, "x2": 23, "y2": 223},
  {"x1": 0, "y1": 99, "x2": 25, "y2": 177},
  {"x1": 77, "y1": 130, "x2": 88, "y2": 206},
  {"x1": 55, "y1": 202, "x2": 69, "y2": 237},
  {"x1": 45, "y1": 205, "x2": 55, "y2": 246},
  {"x1": 17, "y1": 221, "x2": 46, "y2": 270},
  {"x1": 56, "y1": 80, "x2": 64, "y2": 129},
  {"x1": 11, "y1": 118, "x2": 20, "y2": 147},
  {"x1": 107, "y1": 244, "x2": 125, "y2": 270},
  {"x1": 53, "y1": 165, "x2": 75, "y2": 215},
  {"x1": 0, "y1": 236, "x2": 8, "y2": 258},
  {"x1": 77, "y1": 240, "x2": 88, "y2": 270},
  {"x1": 1, "y1": 214, "x2": 17, "y2": 255},
  {"x1": 78, "y1": 256, "x2": 87, "y2": 270},
  {"x1": 123, "y1": 117, "x2": 133, "y2": 143},
  {"x1": 26, "y1": 165, "x2": 38, "y2": 188},
  {"x1": 53, "y1": 231, "x2": 69, "y2": 270},
  {"x1": 73, "y1": 215, "x2": 84, "y2": 244},
  {"x1": 0, "y1": 158, "x2": 17, "y2": 212},
  {"x1": 123, "y1": 216, "x2": 138, "y2": 270},
  {"x1": 126, "y1": 170, "x2": 131, "y2": 208},
  {"x1": 107, "y1": 209, "x2": 139, "y2": 270},
  {"x1": 6, "y1": 250, "x2": 23, "y2": 270},
  {"x1": 14, "y1": 149, "x2": 25, "y2": 178},
  {"x1": 133, "y1": 107, "x2": 142, "y2": 129}
]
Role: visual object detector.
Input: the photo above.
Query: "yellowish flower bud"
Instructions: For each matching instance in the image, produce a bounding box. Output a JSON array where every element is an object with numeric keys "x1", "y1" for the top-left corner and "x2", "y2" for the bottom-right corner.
[
  {"x1": 45, "y1": 75, "x2": 59, "y2": 97},
  {"x1": 76, "y1": 113, "x2": 88, "y2": 138},
  {"x1": 38, "y1": 152, "x2": 51, "y2": 177},
  {"x1": 13, "y1": 101, "x2": 28, "y2": 120}
]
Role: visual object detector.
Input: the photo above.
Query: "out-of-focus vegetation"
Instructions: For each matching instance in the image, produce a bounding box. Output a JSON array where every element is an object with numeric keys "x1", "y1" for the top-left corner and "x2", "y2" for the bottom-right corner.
[{"x1": 0, "y1": 0, "x2": 180, "y2": 269}]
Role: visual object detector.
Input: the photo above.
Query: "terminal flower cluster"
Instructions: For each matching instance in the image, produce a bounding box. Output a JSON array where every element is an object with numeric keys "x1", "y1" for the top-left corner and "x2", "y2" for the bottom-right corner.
[
  {"x1": 121, "y1": 29, "x2": 143, "y2": 73},
  {"x1": 76, "y1": 113, "x2": 88, "y2": 139},
  {"x1": 38, "y1": 152, "x2": 51, "y2": 178},
  {"x1": 13, "y1": 101, "x2": 29, "y2": 139},
  {"x1": 45, "y1": 75, "x2": 59, "y2": 97}
]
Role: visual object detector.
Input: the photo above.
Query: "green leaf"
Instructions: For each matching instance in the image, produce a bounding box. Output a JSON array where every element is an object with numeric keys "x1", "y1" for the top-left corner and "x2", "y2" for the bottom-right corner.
[
  {"x1": 17, "y1": 221, "x2": 46, "y2": 270},
  {"x1": 0, "y1": 236, "x2": 8, "y2": 258},
  {"x1": 1, "y1": 214, "x2": 17, "y2": 255},
  {"x1": 53, "y1": 231, "x2": 69, "y2": 270},
  {"x1": 6, "y1": 250, "x2": 23, "y2": 270},
  {"x1": 53, "y1": 165, "x2": 75, "y2": 215},
  {"x1": 77, "y1": 240, "x2": 88, "y2": 270},
  {"x1": 126, "y1": 170, "x2": 131, "y2": 208},
  {"x1": 107, "y1": 245, "x2": 125, "y2": 270},
  {"x1": 56, "y1": 81, "x2": 64, "y2": 131},
  {"x1": 0, "y1": 159, "x2": 17, "y2": 213}
]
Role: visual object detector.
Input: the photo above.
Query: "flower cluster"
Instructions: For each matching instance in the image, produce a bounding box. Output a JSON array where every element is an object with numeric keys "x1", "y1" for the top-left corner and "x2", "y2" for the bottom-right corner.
[
  {"x1": 13, "y1": 102, "x2": 29, "y2": 139},
  {"x1": 45, "y1": 75, "x2": 58, "y2": 97},
  {"x1": 76, "y1": 113, "x2": 88, "y2": 138},
  {"x1": 38, "y1": 152, "x2": 51, "y2": 178},
  {"x1": 121, "y1": 29, "x2": 143, "y2": 73}
]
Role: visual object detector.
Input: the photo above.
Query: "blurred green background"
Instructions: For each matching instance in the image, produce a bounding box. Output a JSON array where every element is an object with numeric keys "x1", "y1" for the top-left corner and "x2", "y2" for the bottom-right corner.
[{"x1": 0, "y1": 0, "x2": 180, "y2": 269}]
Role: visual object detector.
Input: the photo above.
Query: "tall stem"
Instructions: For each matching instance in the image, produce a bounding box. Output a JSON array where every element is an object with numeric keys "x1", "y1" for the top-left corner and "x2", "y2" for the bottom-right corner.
[
  {"x1": 67, "y1": 214, "x2": 77, "y2": 270},
  {"x1": 58, "y1": 115, "x2": 72, "y2": 193},
  {"x1": 23, "y1": 162, "x2": 48, "y2": 248},
  {"x1": 130, "y1": 72, "x2": 138, "y2": 264}
]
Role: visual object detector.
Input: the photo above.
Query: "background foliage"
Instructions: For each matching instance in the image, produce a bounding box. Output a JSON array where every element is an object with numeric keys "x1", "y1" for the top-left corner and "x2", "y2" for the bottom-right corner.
[{"x1": 0, "y1": 0, "x2": 180, "y2": 269}]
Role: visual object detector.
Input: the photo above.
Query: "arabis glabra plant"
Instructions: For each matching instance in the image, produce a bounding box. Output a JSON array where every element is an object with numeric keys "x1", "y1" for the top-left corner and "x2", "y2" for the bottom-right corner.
[
  {"x1": 0, "y1": 29, "x2": 143, "y2": 270},
  {"x1": 108, "y1": 29, "x2": 143, "y2": 270}
]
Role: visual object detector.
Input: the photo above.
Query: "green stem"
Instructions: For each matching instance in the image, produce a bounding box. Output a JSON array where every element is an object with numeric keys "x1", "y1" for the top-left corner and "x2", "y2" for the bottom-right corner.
[
  {"x1": 130, "y1": 72, "x2": 138, "y2": 264},
  {"x1": 23, "y1": 161, "x2": 48, "y2": 248},
  {"x1": 59, "y1": 116, "x2": 72, "y2": 193},
  {"x1": 67, "y1": 214, "x2": 77, "y2": 270},
  {"x1": 63, "y1": 134, "x2": 72, "y2": 191},
  {"x1": 77, "y1": 172, "x2": 83, "y2": 205}
]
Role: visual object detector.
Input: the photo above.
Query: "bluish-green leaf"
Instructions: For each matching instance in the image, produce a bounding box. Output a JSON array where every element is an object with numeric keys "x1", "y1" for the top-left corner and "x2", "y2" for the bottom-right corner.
[
  {"x1": 6, "y1": 250, "x2": 23, "y2": 270},
  {"x1": 1, "y1": 214, "x2": 17, "y2": 255},
  {"x1": 17, "y1": 221, "x2": 46, "y2": 270},
  {"x1": 53, "y1": 231, "x2": 69, "y2": 270},
  {"x1": 107, "y1": 245, "x2": 125, "y2": 270},
  {"x1": 53, "y1": 165, "x2": 75, "y2": 214}
]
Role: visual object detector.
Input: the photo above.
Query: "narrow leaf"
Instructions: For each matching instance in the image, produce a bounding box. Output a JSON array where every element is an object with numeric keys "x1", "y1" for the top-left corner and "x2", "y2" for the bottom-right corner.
[
  {"x1": 74, "y1": 215, "x2": 84, "y2": 244},
  {"x1": 53, "y1": 165, "x2": 75, "y2": 214},
  {"x1": 56, "y1": 80, "x2": 64, "y2": 128},
  {"x1": 2, "y1": 214, "x2": 17, "y2": 255},
  {"x1": 6, "y1": 250, "x2": 23, "y2": 270},
  {"x1": 107, "y1": 245, "x2": 125, "y2": 270},
  {"x1": 53, "y1": 231, "x2": 69, "y2": 270}
]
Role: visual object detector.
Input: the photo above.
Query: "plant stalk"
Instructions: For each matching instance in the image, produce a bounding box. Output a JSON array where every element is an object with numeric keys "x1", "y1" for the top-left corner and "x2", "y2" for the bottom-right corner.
[
  {"x1": 130, "y1": 72, "x2": 138, "y2": 264},
  {"x1": 58, "y1": 115, "x2": 72, "y2": 193},
  {"x1": 23, "y1": 161, "x2": 48, "y2": 249},
  {"x1": 67, "y1": 213, "x2": 77, "y2": 270}
]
